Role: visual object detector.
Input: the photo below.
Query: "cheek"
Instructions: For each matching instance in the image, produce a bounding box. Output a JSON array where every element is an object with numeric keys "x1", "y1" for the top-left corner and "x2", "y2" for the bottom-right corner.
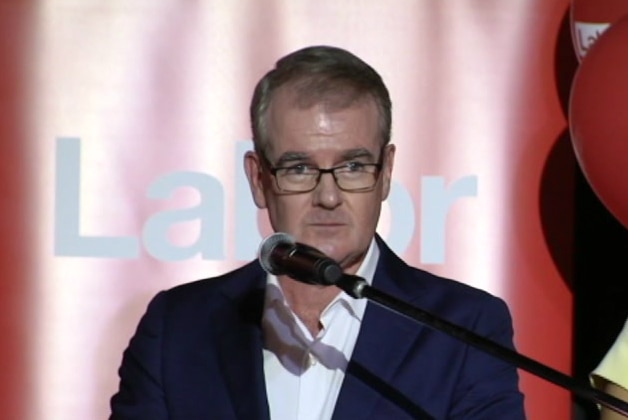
[
  {"x1": 264, "y1": 195, "x2": 308, "y2": 230},
  {"x1": 350, "y1": 193, "x2": 384, "y2": 227}
]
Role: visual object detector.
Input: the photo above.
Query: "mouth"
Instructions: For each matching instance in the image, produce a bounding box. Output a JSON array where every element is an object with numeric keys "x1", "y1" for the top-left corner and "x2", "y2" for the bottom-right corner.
[
  {"x1": 307, "y1": 223, "x2": 347, "y2": 233},
  {"x1": 309, "y1": 222, "x2": 346, "y2": 227}
]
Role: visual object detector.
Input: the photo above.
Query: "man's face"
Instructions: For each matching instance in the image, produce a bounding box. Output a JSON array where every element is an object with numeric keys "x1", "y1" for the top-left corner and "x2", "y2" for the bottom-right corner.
[{"x1": 245, "y1": 87, "x2": 395, "y2": 274}]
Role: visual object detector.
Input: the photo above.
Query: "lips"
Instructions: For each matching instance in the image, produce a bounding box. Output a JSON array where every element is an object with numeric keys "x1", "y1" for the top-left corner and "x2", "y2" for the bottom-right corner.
[
  {"x1": 308, "y1": 222, "x2": 347, "y2": 228},
  {"x1": 305, "y1": 213, "x2": 350, "y2": 226}
]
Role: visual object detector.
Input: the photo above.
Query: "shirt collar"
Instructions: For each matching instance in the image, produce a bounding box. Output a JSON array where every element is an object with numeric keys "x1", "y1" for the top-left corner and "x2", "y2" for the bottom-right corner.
[{"x1": 265, "y1": 238, "x2": 379, "y2": 322}]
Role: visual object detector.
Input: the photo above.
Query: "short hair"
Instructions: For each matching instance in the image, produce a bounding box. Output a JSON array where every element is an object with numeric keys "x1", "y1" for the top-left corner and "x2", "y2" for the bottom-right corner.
[{"x1": 250, "y1": 45, "x2": 392, "y2": 157}]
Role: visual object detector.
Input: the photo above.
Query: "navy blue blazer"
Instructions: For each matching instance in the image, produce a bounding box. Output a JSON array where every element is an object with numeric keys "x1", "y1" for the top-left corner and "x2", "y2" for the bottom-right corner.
[{"x1": 110, "y1": 238, "x2": 525, "y2": 419}]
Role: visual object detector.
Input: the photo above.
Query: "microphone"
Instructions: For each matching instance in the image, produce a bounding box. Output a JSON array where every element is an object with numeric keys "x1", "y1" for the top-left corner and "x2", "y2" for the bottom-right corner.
[
  {"x1": 257, "y1": 239, "x2": 628, "y2": 417},
  {"x1": 258, "y1": 232, "x2": 344, "y2": 286}
]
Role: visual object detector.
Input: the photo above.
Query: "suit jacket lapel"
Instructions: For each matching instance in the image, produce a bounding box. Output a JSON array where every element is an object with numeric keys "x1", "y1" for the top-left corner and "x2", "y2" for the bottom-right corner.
[
  {"x1": 215, "y1": 264, "x2": 271, "y2": 420},
  {"x1": 332, "y1": 239, "x2": 434, "y2": 419}
]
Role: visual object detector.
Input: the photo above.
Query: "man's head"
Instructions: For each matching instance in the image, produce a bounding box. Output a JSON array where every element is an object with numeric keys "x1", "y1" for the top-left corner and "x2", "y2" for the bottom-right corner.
[{"x1": 245, "y1": 46, "x2": 395, "y2": 274}]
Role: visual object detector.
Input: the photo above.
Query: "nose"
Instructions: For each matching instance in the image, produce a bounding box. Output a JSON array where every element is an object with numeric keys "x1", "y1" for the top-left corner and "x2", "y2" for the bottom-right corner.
[{"x1": 312, "y1": 172, "x2": 342, "y2": 209}]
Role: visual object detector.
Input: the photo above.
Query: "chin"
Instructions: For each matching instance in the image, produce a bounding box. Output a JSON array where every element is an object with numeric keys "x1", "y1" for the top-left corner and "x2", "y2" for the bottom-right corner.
[{"x1": 319, "y1": 243, "x2": 356, "y2": 263}]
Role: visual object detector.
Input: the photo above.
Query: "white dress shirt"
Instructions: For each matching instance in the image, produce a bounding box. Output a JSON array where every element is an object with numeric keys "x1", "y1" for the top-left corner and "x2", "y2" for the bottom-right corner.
[{"x1": 262, "y1": 239, "x2": 379, "y2": 420}]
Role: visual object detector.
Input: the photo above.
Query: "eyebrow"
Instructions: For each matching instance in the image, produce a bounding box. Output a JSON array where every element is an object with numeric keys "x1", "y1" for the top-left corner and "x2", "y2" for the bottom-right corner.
[
  {"x1": 274, "y1": 151, "x2": 311, "y2": 167},
  {"x1": 341, "y1": 148, "x2": 375, "y2": 160},
  {"x1": 274, "y1": 148, "x2": 376, "y2": 167}
]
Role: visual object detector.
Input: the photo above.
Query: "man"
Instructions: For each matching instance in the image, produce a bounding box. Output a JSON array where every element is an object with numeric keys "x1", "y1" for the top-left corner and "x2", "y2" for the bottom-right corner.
[{"x1": 110, "y1": 45, "x2": 525, "y2": 419}]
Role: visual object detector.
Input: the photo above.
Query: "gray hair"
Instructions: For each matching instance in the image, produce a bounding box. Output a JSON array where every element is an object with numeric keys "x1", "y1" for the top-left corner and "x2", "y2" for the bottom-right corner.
[{"x1": 250, "y1": 45, "x2": 392, "y2": 157}]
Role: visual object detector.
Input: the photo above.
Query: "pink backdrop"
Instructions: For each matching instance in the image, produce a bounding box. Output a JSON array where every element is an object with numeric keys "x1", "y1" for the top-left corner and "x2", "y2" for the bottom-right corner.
[{"x1": 1, "y1": 1, "x2": 574, "y2": 418}]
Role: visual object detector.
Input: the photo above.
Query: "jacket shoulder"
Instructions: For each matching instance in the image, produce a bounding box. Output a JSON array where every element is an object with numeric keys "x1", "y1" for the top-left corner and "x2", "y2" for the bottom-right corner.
[{"x1": 163, "y1": 260, "x2": 265, "y2": 299}]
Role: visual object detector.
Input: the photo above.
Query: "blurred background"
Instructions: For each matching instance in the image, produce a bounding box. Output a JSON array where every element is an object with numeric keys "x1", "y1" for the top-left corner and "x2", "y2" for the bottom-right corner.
[{"x1": 1, "y1": 1, "x2": 627, "y2": 419}]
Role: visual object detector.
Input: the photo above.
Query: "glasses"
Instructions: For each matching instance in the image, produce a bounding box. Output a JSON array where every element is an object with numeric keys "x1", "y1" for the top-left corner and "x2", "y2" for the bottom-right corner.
[{"x1": 266, "y1": 150, "x2": 386, "y2": 193}]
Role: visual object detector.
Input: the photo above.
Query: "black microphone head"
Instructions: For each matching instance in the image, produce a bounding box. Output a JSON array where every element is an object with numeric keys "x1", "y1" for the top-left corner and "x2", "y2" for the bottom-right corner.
[
  {"x1": 258, "y1": 232, "x2": 343, "y2": 285},
  {"x1": 258, "y1": 232, "x2": 294, "y2": 274}
]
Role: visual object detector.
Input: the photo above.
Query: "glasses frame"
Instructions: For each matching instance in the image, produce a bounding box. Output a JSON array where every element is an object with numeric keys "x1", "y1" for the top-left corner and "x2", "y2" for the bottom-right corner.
[{"x1": 264, "y1": 146, "x2": 387, "y2": 194}]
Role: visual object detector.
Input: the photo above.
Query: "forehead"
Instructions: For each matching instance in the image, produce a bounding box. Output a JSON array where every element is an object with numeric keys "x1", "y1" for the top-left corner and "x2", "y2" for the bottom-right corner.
[{"x1": 265, "y1": 86, "x2": 381, "y2": 156}]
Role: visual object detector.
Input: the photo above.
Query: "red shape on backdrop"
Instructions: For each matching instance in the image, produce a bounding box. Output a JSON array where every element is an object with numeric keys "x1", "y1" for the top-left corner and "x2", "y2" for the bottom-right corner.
[
  {"x1": 570, "y1": 0, "x2": 628, "y2": 60},
  {"x1": 570, "y1": 14, "x2": 628, "y2": 229}
]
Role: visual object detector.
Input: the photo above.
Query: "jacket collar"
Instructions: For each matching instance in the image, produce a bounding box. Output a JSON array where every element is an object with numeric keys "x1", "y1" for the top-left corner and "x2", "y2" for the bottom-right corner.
[{"x1": 215, "y1": 236, "x2": 430, "y2": 419}]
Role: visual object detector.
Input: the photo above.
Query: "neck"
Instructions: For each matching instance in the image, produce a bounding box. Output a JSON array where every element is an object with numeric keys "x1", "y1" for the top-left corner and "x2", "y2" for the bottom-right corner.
[{"x1": 278, "y1": 276, "x2": 342, "y2": 335}]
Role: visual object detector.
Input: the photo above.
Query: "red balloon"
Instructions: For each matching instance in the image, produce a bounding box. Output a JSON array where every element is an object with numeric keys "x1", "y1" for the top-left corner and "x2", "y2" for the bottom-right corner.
[
  {"x1": 571, "y1": 0, "x2": 628, "y2": 60},
  {"x1": 570, "y1": 14, "x2": 628, "y2": 229}
]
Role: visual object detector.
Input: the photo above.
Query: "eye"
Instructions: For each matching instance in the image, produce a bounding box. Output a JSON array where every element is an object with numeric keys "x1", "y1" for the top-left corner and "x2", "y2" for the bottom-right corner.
[
  {"x1": 283, "y1": 164, "x2": 316, "y2": 175},
  {"x1": 344, "y1": 161, "x2": 367, "y2": 172}
]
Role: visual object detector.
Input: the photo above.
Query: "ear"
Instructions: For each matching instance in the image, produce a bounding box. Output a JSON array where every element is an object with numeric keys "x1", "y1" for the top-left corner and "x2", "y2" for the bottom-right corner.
[
  {"x1": 381, "y1": 144, "x2": 396, "y2": 200},
  {"x1": 243, "y1": 150, "x2": 268, "y2": 209}
]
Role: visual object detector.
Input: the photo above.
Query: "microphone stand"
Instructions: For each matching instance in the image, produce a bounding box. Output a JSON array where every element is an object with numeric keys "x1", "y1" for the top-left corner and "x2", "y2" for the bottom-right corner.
[{"x1": 336, "y1": 274, "x2": 628, "y2": 417}]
